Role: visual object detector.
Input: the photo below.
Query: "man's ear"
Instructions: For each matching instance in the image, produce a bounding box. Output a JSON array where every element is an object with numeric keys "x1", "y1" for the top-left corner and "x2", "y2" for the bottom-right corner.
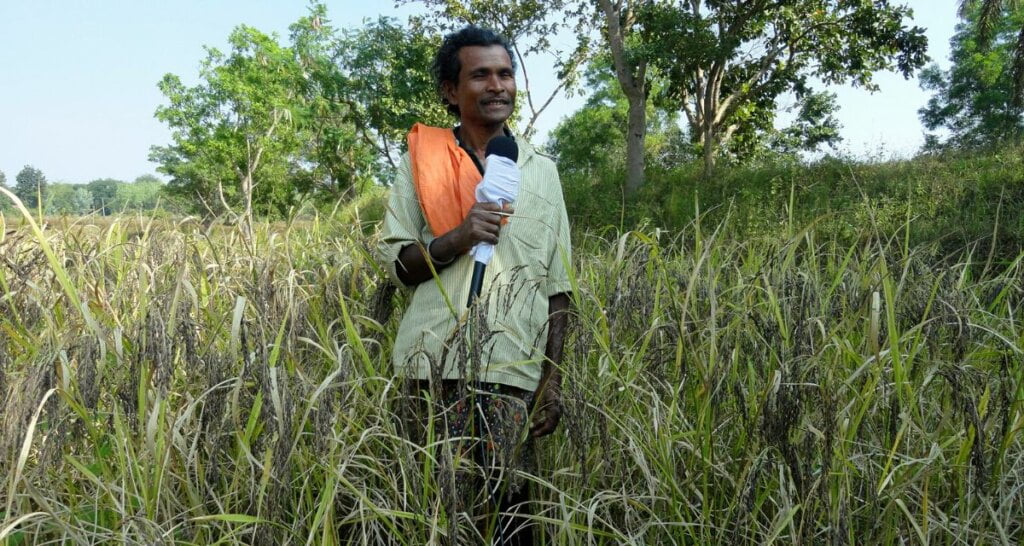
[{"x1": 441, "y1": 80, "x2": 458, "y2": 109}]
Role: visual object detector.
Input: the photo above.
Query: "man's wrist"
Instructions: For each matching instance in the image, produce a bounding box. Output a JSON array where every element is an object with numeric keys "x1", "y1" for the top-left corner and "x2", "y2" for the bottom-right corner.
[{"x1": 427, "y1": 237, "x2": 456, "y2": 265}]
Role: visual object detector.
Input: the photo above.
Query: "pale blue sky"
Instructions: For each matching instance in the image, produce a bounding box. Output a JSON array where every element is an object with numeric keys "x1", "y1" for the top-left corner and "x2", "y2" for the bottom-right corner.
[{"x1": 0, "y1": 1, "x2": 958, "y2": 184}]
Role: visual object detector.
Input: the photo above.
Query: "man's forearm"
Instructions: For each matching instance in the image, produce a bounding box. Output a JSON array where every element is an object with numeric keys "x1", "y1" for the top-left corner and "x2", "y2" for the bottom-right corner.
[
  {"x1": 529, "y1": 293, "x2": 570, "y2": 437},
  {"x1": 394, "y1": 230, "x2": 463, "y2": 286},
  {"x1": 394, "y1": 202, "x2": 507, "y2": 287},
  {"x1": 542, "y1": 292, "x2": 570, "y2": 382}
]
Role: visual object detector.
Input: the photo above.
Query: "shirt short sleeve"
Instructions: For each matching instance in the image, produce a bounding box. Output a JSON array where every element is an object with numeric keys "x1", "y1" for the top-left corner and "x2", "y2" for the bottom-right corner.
[
  {"x1": 545, "y1": 168, "x2": 573, "y2": 297},
  {"x1": 378, "y1": 155, "x2": 425, "y2": 288}
]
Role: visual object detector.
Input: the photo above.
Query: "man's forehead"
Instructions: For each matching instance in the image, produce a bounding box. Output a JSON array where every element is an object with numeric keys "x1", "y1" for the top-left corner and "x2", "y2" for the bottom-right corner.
[{"x1": 457, "y1": 45, "x2": 513, "y2": 70}]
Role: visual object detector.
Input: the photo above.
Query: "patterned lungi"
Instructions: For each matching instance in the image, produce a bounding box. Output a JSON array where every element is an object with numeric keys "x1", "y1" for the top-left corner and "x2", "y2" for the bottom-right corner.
[{"x1": 401, "y1": 379, "x2": 536, "y2": 511}]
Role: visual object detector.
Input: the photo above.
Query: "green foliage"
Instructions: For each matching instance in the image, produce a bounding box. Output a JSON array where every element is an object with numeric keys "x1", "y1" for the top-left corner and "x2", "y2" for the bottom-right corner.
[
  {"x1": 550, "y1": 62, "x2": 689, "y2": 222},
  {"x1": 0, "y1": 170, "x2": 6, "y2": 189},
  {"x1": 289, "y1": 6, "x2": 382, "y2": 198},
  {"x1": 86, "y1": 178, "x2": 121, "y2": 215},
  {"x1": 960, "y1": 0, "x2": 1024, "y2": 104},
  {"x1": 13, "y1": 165, "x2": 47, "y2": 209},
  {"x1": 768, "y1": 91, "x2": 843, "y2": 156},
  {"x1": 636, "y1": 0, "x2": 928, "y2": 172},
  {"x1": 152, "y1": 5, "x2": 455, "y2": 217},
  {"x1": 576, "y1": 141, "x2": 1024, "y2": 261},
  {"x1": 549, "y1": 63, "x2": 688, "y2": 178},
  {"x1": 920, "y1": 6, "x2": 1024, "y2": 149},
  {"x1": 44, "y1": 183, "x2": 93, "y2": 215},
  {"x1": 152, "y1": 25, "x2": 325, "y2": 218},
  {"x1": 116, "y1": 179, "x2": 163, "y2": 211},
  {"x1": 133, "y1": 174, "x2": 161, "y2": 185},
  {"x1": 330, "y1": 16, "x2": 449, "y2": 177}
]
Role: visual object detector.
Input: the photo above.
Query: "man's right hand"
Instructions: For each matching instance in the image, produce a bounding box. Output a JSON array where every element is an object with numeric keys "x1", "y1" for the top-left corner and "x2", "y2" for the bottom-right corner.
[
  {"x1": 394, "y1": 202, "x2": 512, "y2": 287},
  {"x1": 448, "y1": 202, "x2": 510, "y2": 253}
]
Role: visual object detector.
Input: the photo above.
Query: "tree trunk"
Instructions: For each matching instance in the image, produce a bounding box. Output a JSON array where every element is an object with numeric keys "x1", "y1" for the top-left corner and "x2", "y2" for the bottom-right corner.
[
  {"x1": 702, "y1": 120, "x2": 716, "y2": 177},
  {"x1": 625, "y1": 91, "x2": 647, "y2": 195},
  {"x1": 597, "y1": 0, "x2": 647, "y2": 196}
]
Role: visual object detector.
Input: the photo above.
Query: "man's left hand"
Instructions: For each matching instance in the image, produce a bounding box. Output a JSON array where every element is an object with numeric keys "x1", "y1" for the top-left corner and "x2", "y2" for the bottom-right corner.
[{"x1": 530, "y1": 383, "x2": 561, "y2": 438}]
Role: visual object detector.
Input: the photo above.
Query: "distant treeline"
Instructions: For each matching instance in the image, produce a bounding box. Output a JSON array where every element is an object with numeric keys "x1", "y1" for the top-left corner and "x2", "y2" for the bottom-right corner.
[{"x1": 0, "y1": 166, "x2": 171, "y2": 216}]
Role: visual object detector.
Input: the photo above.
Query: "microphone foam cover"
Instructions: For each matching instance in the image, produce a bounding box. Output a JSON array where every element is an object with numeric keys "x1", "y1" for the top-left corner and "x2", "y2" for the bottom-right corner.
[{"x1": 485, "y1": 136, "x2": 518, "y2": 162}]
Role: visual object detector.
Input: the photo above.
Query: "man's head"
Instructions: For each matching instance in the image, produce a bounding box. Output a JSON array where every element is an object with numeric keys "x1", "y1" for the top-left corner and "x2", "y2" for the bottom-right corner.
[{"x1": 433, "y1": 25, "x2": 517, "y2": 128}]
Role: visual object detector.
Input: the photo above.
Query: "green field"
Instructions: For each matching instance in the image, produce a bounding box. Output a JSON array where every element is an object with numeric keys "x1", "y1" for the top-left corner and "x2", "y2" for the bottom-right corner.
[{"x1": 1, "y1": 166, "x2": 1023, "y2": 544}]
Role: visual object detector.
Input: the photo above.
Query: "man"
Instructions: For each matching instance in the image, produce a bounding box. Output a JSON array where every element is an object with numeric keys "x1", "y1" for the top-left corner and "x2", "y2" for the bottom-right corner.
[{"x1": 378, "y1": 25, "x2": 571, "y2": 544}]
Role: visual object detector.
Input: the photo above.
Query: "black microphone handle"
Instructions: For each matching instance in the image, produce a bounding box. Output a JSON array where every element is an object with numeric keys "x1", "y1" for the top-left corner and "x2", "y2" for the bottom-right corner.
[{"x1": 467, "y1": 261, "x2": 486, "y2": 308}]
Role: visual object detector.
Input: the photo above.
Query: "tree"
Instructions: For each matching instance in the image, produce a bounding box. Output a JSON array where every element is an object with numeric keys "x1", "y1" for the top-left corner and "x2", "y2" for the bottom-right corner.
[
  {"x1": 400, "y1": 0, "x2": 591, "y2": 139},
  {"x1": 0, "y1": 170, "x2": 6, "y2": 189},
  {"x1": 152, "y1": 25, "x2": 309, "y2": 238},
  {"x1": 44, "y1": 183, "x2": 89, "y2": 215},
  {"x1": 637, "y1": 0, "x2": 928, "y2": 177},
  {"x1": 117, "y1": 178, "x2": 163, "y2": 211},
  {"x1": 594, "y1": 0, "x2": 650, "y2": 194},
  {"x1": 765, "y1": 91, "x2": 843, "y2": 158},
  {"x1": 920, "y1": 5, "x2": 1024, "y2": 149},
  {"x1": 14, "y1": 165, "x2": 47, "y2": 209},
  {"x1": 550, "y1": 61, "x2": 688, "y2": 179},
  {"x1": 73, "y1": 187, "x2": 94, "y2": 215},
  {"x1": 299, "y1": 14, "x2": 448, "y2": 177},
  {"x1": 960, "y1": 0, "x2": 1024, "y2": 104},
  {"x1": 87, "y1": 178, "x2": 121, "y2": 215},
  {"x1": 289, "y1": 7, "x2": 384, "y2": 195},
  {"x1": 133, "y1": 174, "x2": 162, "y2": 185}
]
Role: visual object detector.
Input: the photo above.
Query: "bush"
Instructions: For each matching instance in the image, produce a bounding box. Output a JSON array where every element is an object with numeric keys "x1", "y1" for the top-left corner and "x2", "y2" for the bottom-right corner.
[{"x1": 565, "y1": 142, "x2": 1024, "y2": 259}]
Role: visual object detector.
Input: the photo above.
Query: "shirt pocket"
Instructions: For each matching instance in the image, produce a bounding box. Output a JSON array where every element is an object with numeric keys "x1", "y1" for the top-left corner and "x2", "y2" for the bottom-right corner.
[{"x1": 504, "y1": 194, "x2": 555, "y2": 254}]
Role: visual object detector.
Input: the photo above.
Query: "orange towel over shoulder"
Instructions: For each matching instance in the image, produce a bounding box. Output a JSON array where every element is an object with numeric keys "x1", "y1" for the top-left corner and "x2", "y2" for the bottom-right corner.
[{"x1": 407, "y1": 123, "x2": 482, "y2": 237}]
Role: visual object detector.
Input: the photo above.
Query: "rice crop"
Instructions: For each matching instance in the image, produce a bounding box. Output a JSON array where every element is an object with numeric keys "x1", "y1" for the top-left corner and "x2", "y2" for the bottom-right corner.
[{"x1": 0, "y1": 198, "x2": 1022, "y2": 544}]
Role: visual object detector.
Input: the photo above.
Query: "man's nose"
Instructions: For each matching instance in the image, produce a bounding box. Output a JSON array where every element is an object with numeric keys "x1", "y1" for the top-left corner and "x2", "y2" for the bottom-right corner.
[{"x1": 485, "y1": 73, "x2": 503, "y2": 91}]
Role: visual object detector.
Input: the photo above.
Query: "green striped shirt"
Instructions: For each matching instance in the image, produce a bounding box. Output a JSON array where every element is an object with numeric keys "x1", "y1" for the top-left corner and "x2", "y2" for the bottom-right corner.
[{"x1": 378, "y1": 137, "x2": 572, "y2": 392}]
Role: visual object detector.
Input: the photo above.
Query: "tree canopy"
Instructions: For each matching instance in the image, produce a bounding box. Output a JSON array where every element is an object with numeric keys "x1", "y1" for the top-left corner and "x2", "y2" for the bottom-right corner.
[
  {"x1": 639, "y1": 0, "x2": 928, "y2": 176},
  {"x1": 151, "y1": 25, "x2": 313, "y2": 230},
  {"x1": 14, "y1": 166, "x2": 47, "y2": 209},
  {"x1": 921, "y1": 4, "x2": 1024, "y2": 148}
]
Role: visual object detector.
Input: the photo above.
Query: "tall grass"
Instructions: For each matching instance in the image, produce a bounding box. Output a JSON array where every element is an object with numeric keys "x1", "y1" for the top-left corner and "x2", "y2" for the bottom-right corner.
[{"x1": 0, "y1": 195, "x2": 1022, "y2": 543}]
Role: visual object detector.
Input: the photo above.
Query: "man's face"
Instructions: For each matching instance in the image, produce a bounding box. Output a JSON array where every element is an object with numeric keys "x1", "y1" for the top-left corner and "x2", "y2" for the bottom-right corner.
[{"x1": 443, "y1": 45, "x2": 516, "y2": 129}]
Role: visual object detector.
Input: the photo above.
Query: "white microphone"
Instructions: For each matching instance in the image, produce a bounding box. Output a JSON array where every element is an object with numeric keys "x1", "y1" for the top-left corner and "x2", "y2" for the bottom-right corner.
[{"x1": 467, "y1": 136, "x2": 519, "y2": 307}]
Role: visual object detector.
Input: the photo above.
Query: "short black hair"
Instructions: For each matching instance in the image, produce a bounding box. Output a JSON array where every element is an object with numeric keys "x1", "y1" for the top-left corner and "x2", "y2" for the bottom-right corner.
[{"x1": 432, "y1": 25, "x2": 516, "y2": 117}]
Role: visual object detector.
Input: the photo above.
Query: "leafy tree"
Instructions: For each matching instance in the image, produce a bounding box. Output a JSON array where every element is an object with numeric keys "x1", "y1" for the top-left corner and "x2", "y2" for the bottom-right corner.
[
  {"x1": 584, "y1": 0, "x2": 877, "y2": 190},
  {"x1": 637, "y1": 0, "x2": 928, "y2": 177},
  {"x1": 134, "y1": 174, "x2": 162, "y2": 185},
  {"x1": 0, "y1": 170, "x2": 6, "y2": 189},
  {"x1": 73, "y1": 187, "x2": 94, "y2": 215},
  {"x1": 45, "y1": 183, "x2": 95, "y2": 215},
  {"x1": 726, "y1": 90, "x2": 843, "y2": 161},
  {"x1": 14, "y1": 165, "x2": 47, "y2": 208},
  {"x1": 550, "y1": 62, "x2": 687, "y2": 179},
  {"x1": 117, "y1": 178, "x2": 163, "y2": 211},
  {"x1": 87, "y1": 178, "x2": 121, "y2": 215},
  {"x1": 550, "y1": 62, "x2": 689, "y2": 222},
  {"x1": 331, "y1": 17, "x2": 450, "y2": 172},
  {"x1": 44, "y1": 183, "x2": 83, "y2": 215},
  {"x1": 400, "y1": 0, "x2": 591, "y2": 139},
  {"x1": 151, "y1": 25, "x2": 310, "y2": 237},
  {"x1": 288, "y1": 11, "x2": 446, "y2": 185},
  {"x1": 922, "y1": 4, "x2": 1024, "y2": 148},
  {"x1": 289, "y1": 7, "x2": 383, "y2": 195},
  {"x1": 960, "y1": 0, "x2": 1024, "y2": 104}
]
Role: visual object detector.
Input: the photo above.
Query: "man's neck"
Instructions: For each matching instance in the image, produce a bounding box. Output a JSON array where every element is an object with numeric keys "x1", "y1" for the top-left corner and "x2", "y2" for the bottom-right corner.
[{"x1": 457, "y1": 123, "x2": 506, "y2": 163}]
